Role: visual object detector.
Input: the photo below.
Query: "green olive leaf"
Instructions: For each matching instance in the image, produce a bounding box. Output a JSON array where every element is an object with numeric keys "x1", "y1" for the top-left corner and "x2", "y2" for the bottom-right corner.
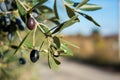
[
  {"x1": 77, "y1": 11, "x2": 100, "y2": 27},
  {"x1": 15, "y1": 0, "x2": 27, "y2": 16},
  {"x1": 53, "y1": 36, "x2": 61, "y2": 48},
  {"x1": 48, "y1": 52, "x2": 59, "y2": 71},
  {"x1": 52, "y1": 15, "x2": 79, "y2": 34},
  {"x1": 76, "y1": 0, "x2": 89, "y2": 9},
  {"x1": 60, "y1": 44, "x2": 73, "y2": 56},
  {"x1": 54, "y1": 0, "x2": 59, "y2": 19},
  {"x1": 79, "y1": 4, "x2": 102, "y2": 11},
  {"x1": 13, "y1": 32, "x2": 31, "y2": 55},
  {"x1": 65, "y1": 4, "x2": 76, "y2": 18}
]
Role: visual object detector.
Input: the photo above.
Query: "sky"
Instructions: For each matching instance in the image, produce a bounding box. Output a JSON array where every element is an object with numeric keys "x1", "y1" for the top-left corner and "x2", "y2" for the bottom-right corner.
[{"x1": 45, "y1": 0, "x2": 119, "y2": 36}]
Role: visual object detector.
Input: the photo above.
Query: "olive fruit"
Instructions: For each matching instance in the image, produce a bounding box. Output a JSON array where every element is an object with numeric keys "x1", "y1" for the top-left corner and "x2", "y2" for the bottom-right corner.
[
  {"x1": 0, "y1": 52, "x2": 3, "y2": 59},
  {"x1": 16, "y1": 16, "x2": 25, "y2": 30},
  {"x1": 27, "y1": 17, "x2": 35, "y2": 30},
  {"x1": 30, "y1": 49, "x2": 39, "y2": 63},
  {"x1": 19, "y1": 57, "x2": 26, "y2": 65}
]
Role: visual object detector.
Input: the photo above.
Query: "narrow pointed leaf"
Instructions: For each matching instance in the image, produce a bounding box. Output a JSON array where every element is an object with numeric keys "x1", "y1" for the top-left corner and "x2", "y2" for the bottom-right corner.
[
  {"x1": 79, "y1": 4, "x2": 102, "y2": 11},
  {"x1": 48, "y1": 53, "x2": 59, "y2": 71},
  {"x1": 53, "y1": 36, "x2": 61, "y2": 48},
  {"x1": 52, "y1": 15, "x2": 79, "y2": 34},
  {"x1": 13, "y1": 32, "x2": 31, "y2": 55},
  {"x1": 49, "y1": 17, "x2": 60, "y2": 25},
  {"x1": 65, "y1": 4, "x2": 76, "y2": 18},
  {"x1": 76, "y1": 0, "x2": 89, "y2": 9},
  {"x1": 30, "y1": 0, "x2": 48, "y2": 12},
  {"x1": 64, "y1": 0, "x2": 74, "y2": 5},
  {"x1": 77, "y1": 12, "x2": 100, "y2": 27},
  {"x1": 62, "y1": 39, "x2": 80, "y2": 49},
  {"x1": 39, "y1": 24, "x2": 51, "y2": 36},
  {"x1": 53, "y1": 58, "x2": 61, "y2": 65},
  {"x1": 60, "y1": 44, "x2": 73, "y2": 56},
  {"x1": 54, "y1": 0, "x2": 59, "y2": 19},
  {"x1": 16, "y1": 0, "x2": 27, "y2": 16}
]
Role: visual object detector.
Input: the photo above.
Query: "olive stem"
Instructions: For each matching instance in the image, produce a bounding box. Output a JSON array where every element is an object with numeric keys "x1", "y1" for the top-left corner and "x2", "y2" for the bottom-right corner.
[
  {"x1": 16, "y1": 31, "x2": 22, "y2": 41},
  {"x1": 32, "y1": 24, "x2": 37, "y2": 48}
]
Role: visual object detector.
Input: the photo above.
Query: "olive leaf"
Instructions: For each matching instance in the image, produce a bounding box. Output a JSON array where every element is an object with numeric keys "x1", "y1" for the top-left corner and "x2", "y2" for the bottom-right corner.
[
  {"x1": 77, "y1": 11, "x2": 100, "y2": 27},
  {"x1": 15, "y1": 0, "x2": 27, "y2": 16},
  {"x1": 13, "y1": 32, "x2": 31, "y2": 55},
  {"x1": 79, "y1": 3, "x2": 102, "y2": 11},
  {"x1": 53, "y1": 36, "x2": 61, "y2": 48},
  {"x1": 24, "y1": 40, "x2": 33, "y2": 49},
  {"x1": 48, "y1": 52, "x2": 59, "y2": 71},
  {"x1": 65, "y1": 4, "x2": 76, "y2": 18},
  {"x1": 54, "y1": 0, "x2": 59, "y2": 19},
  {"x1": 60, "y1": 44, "x2": 73, "y2": 56},
  {"x1": 39, "y1": 5, "x2": 53, "y2": 13},
  {"x1": 76, "y1": 0, "x2": 89, "y2": 9},
  {"x1": 64, "y1": 0, "x2": 74, "y2": 5},
  {"x1": 30, "y1": 0, "x2": 48, "y2": 12},
  {"x1": 48, "y1": 17, "x2": 60, "y2": 25},
  {"x1": 38, "y1": 23, "x2": 51, "y2": 36},
  {"x1": 61, "y1": 39, "x2": 80, "y2": 49},
  {"x1": 52, "y1": 15, "x2": 79, "y2": 34}
]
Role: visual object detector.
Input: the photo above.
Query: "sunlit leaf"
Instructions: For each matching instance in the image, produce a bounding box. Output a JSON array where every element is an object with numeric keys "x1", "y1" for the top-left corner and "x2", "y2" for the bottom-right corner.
[
  {"x1": 24, "y1": 41, "x2": 33, "y2": 49},
  {"x1": 62, "y1": 39, "x2": 80, "y2": 49},
  {"x1": 76, "y1": 0, "x2": 89, "y2": 9},
  {"x1": 60, "y1": 44, "x2": 73, "y2": 56},
  {"x1": 64, "y1": 0, "x2": 74, "y2": 5},
  {"x1": 52, "y1": 15, "x2": 79, "y2": 34},
  {"x1": 79, "y1": 4, "x2": 102, "y2": 11}
]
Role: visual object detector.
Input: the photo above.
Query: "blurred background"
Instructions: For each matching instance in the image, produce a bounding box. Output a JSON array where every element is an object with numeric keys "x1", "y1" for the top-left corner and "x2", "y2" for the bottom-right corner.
[{"x1": 0, "y1": 0, "x2": 120, "y2": 80}]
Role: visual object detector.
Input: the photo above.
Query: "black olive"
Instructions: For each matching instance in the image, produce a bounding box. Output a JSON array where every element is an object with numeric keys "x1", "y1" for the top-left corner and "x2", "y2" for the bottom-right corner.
[
  {"x1": 19, "y1": 57, "x2": 26, "y2": 65},
  {"x1": 16, "y1": 16, "x2": 25, "y2": 30},
  {"x1": 27, "y1": 17, "x2": 35, "y2": 30},
  {"x1": 30, "y1": 49, "x2": 39, "y2": 63},
  {"x1": 0, "y1": 52, "x2": 3, "y2": 59}
]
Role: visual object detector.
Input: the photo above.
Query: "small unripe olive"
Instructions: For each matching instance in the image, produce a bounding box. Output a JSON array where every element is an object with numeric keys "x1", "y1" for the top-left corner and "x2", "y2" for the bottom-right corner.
[{"x1": 27, "y1": 17, "x2": 35, "y2": 30}]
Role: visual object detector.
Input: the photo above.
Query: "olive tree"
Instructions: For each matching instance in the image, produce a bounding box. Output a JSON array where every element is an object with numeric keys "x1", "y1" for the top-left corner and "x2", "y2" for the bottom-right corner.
[{"x1": 0, "y1": 0, "x2": 101, "y2": 79}]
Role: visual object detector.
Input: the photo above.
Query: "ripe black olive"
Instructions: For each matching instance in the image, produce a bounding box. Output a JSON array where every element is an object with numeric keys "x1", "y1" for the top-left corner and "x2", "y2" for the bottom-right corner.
[
  {"x1": 16, "y1": 16, "x2": 25, "y2": 30},
  {"x1": 19, "y1": 57, "x2": 26, "y2": 65},
  {"x1": 30, "y1": 49, "x2": 39, "y2": 63},
  {"x1": 27, "y1": 17, "x2": 35, "y2": 30},
  {"x1": 0, "y1": 52, "x2": 3, "y2": 59}
]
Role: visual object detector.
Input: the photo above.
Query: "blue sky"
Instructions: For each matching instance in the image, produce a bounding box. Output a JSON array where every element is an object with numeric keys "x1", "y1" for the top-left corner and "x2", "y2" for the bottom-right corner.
[{"x1": 45, "y1": 0, "x2": 119, "y2": 36}]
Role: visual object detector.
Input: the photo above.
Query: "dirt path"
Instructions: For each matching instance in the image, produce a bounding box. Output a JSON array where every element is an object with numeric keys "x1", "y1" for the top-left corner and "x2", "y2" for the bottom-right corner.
[{"x1": 39, "y1": 59, "x2": 120, "y2": 80}]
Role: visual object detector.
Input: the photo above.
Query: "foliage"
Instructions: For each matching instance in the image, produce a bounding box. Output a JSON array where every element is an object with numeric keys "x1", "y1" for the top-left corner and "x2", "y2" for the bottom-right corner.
[{"x1": 0, "y1": 0, "x2": 101, "y2": 79}]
